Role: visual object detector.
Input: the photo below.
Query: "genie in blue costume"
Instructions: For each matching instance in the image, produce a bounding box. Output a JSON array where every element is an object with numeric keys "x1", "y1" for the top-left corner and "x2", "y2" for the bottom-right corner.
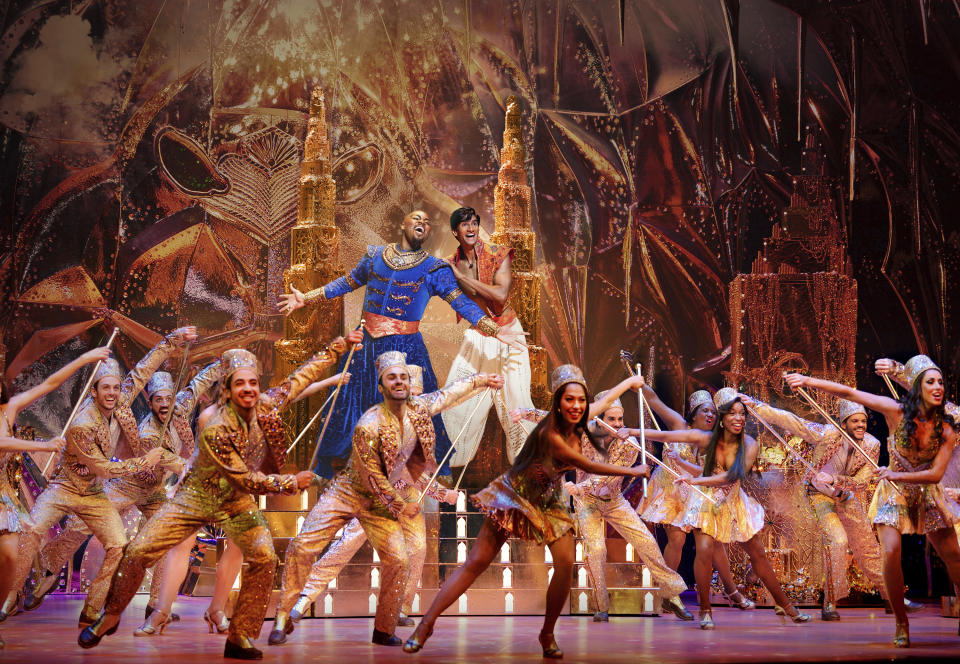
[{"x1": 293, "y1": 241, "x2": 505, "y2": 477}]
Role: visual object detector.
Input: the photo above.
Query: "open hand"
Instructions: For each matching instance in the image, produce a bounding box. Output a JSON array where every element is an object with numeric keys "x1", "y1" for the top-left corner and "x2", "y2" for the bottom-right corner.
[
  {"x1": 495, "y1": 328, "x2": 529, "y2": 352},
  {"x1": 278, "y1": 286, "x2": 306, "y2": 315}
]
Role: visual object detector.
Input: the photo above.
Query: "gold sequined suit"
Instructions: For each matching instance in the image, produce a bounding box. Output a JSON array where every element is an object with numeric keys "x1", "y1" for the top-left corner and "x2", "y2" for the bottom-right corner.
[
  {"x1": 276, "y1": 374, "x2": 486, "y2": 632},
  {"x1": 36, "y1": 361, "x2": 221, "y2": 607},
  {"x1": 102, "y1": 345, "x2": 343, "y2": 644},
  {"x1": 573, "y1": 435, "x2": 687, "y2": 610},
  {"x1": 6, "y1": 335, "x2": 179, "y2": 615},
  {"x1": 746, "y1": 397, "x2": 884, "y2": 604}
]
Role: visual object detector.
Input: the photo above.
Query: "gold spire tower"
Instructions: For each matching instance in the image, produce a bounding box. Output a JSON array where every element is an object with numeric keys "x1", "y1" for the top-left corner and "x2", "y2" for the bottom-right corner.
[
  {"x1": 491, "y1": 96, "x2": 548, "y2": 406},
  {"x1": 274, "y1": 88, "x2": 344, "y2": 466}
]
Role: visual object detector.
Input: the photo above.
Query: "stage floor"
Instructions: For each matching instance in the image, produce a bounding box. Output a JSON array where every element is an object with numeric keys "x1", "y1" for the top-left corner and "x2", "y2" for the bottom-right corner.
[{"x1": 2, "y1": 595, "x2": 958, "y2": 662}]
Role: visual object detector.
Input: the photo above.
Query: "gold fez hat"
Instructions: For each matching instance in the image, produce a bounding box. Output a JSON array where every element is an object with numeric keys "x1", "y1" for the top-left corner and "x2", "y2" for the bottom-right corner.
[
  {"x1": 407, "y1": 364, "x2": 423, "y2": 393},
  {"x1": 688, "y1": 390, "x2": 713, "y2": 413},
  {"x1": 903, "y1": 354, "x2": 941, "y2": 388},
  {"x1": 594, "y1": 389, "x2": 623, "y2": 412},
  {"x1": 146, "y1": 371, "x2": 175, "y2": 397},
  {"x1": 376, "y1": 351, "x2": 408, "y2": 380},
  {"x1": 713, "y1": 387, "x2": 739, "y2": 409},
  {"x1": 93, "y1": 358, "x2": 123, "y2": 384},
  {"x1": 836, "y1": 399, "x2": 866, "y2": 423},
  {"x1": 220, "y1": 349, "x2": 259, "y2": 381},
  {"x1": 550, "y1": 364, "x2": 588, "y2": 393}
]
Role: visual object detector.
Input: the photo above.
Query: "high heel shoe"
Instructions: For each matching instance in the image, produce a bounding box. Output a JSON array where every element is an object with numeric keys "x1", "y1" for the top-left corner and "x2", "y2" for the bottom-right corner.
[
  {"x1": 538, "y1": 632, "x2": 563, "y2": 659},
  {"x1": 699, "y1": 610, "x2": 715, "y2": 630},
  {"x1": 204, "y1": 609, "x2": 229, "y2": 634},
  {"x1": 724, "y1": 590, "x2": 755, "y2": 610},
  {"x1": 134, "y1": 610, "x2": 171, "y2": 636},
  {"x1": 894, "y1": 621, "x2": 910, "y2": 648},
  {"x1": 775, "y1": 605, "x2": 812, "y2": 623},
  {"x1": 402, "y1": 622, "x2": 434, "y2": 653}
]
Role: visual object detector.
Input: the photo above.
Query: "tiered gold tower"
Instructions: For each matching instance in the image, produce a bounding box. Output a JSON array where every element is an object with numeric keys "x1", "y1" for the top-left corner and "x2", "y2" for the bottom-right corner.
[
  {"x1": 274, "y1": 88, "x2": 344, "y2": 468},
  {"x1": 491, "y1": 96, "x2": 549, "y2": 407}
]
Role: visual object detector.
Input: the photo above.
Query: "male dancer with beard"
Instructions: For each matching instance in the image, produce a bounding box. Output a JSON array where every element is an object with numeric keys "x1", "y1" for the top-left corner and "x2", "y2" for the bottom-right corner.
[
  {"x1": 442, "y1": 206, "x2": 536, "y2": 466},
  {"x1": 80, "y1": 333, "x2": 357, "y2": 659},
  {"x1": 5, "y1": 327, "x2": 195, "y2": 627},
  {"x1": 278, "y1": 209, "x2": 526, "y2": 478},
  {"x1": 271, "y1": 352, "x2": 502, "y2": 647},
  {"x1": 738, "y1": 393, "x2": 907, "y2": 620}
]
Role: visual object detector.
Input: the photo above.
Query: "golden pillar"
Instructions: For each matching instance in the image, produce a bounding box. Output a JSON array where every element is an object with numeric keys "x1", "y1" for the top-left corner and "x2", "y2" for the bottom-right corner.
[
  {"x1": 491, "y1": 96, "x2": 549, "y2": 407},
  {"x1": 274, "y1": 88, "x2": 344, "y2": 468}
]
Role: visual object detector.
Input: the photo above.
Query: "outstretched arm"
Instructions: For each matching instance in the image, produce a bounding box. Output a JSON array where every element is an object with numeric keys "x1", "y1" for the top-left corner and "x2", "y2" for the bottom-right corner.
[
  {"x1": 588, "y1": 375, "x2": 644, "y2": 419},
  {"x1": 5, "y1": 347, "x2": 111, "y2": 421},
  {"x1": 292, "y1": 372, "x2": 350, "y2": 404},
  {"x1": 784, "y1": 373, "x2": 901, "y2": 420},
  {"x1": 641, "y1": 385, "x2": 686, "y2": 431},
  {"x1": 738, "y1": 394, "x2": 829, "y2": 444},
  {"x1": 621, "y1": 427, "x2": 711, "y2": 450},
  {"x1": 278, "y1": 253, "x2": 372, "y2": 314},
  {"x1": 0, "y1": 436, "x2": 62, "y2": 453},
  {"x1": 549, "y1": 431, "x2": 648, "y2": 478}
]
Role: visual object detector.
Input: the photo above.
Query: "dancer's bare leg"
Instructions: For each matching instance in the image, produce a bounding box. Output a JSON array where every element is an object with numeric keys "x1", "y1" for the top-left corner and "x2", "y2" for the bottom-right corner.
[
  {"x1": 876, "y1": 525, "x2": 906, "y2": 623},
  {"x1": 410, "y1": 519, "x2": 507, "y2": 643},
  {"x1": 692, "y1": 530, "x2": 716, "y2": 612},
  {"x1": 0, "y1": 533, "x2": 18, "y2": 616},
  {"x1": 208, "y1": 539, "x2": 243, "y2": 616},
  {"x1": 152, "y1": 535, "x2": 195, "y2": 614},
  {"x1": 741, "y1": 535, "x2": 796, "y2": 611},
  {"x1": 662, "y1": 525, "x2": 686, "y2": 570},
  {"x1": 541, "y1": 532, "x2": 574, "y2": 640}
]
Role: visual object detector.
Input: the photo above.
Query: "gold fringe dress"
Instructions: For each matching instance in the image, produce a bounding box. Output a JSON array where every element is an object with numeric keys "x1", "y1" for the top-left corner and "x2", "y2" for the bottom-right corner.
[{"x1": 678, "y1": 460, "x2": 766, "y2": 543}]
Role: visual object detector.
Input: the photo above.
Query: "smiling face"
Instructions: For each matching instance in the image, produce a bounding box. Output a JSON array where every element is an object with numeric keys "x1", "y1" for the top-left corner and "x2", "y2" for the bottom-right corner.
[
  {"x1": 149, "y1": 391, "x2": 174, "y2": 420},
  {"x1": 400, "y1": 210, "x2": 432, "y2": 248},
  {"x1": 721, "y1": 400, "x2": 746, "y2": 436},
  {"x1": 452, "y1": 213, "x2": 480, "y2": 251},
  {"x1": 919, "y1": 369, "x2": 945, "y2": 409},
  {"x1": 228, "y1": 369, "x2": 260, "y2": 411},
  {"x1": 842, "y1": 412, "x2": 867, "y2": 442},
  {"x1": 92, "y1": 377, "x2": 122, "y2": 414},
  {"x1": 380, "y1": 366, "x2": 411, "y2": 403},
  {"x1": 559, "y1": 383, "x2": 587, "y2": 426},
  {"x1": 691, "y1": 403, "x2": 717, "y2": 431}
]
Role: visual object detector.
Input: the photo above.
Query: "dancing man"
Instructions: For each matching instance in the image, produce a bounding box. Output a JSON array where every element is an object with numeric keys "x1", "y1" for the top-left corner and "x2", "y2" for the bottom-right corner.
[
  {"x1": 629, "y1": 388, "x2": 812, "y2": 629},
  {"x1": 271, "y1": 352, "x2": 501, "y2": 647},
  {"x1": 738, "y1": 393, "x2": 900, "y2": 619},
  {"x1": 277, "y1": 208, "x2": 526, "y2": 478},
  {"x1": 785, "y1": 359, "x2": 960, "y2": 647},
  {"x1": 273, "y1": 365, "x2": 448, "y2": 633},
  {"x1": 6, "y1": 327, "x2": 195, "y2": 627},
  {"x1": 442, "y1": 206, "x2": 536, "y2": 466},
  {"x1": 26, "y1": 359, "x2": 220, "y2": 627},
  {"x1": 566, "y1": 389, "x2": 691, "y2": 621},
  {"x1": 79, "y1": 333, "x2": 356, "y2": 659},
  {"x1": 404, "y1": 365, "x2": 654, "y2": 658}
]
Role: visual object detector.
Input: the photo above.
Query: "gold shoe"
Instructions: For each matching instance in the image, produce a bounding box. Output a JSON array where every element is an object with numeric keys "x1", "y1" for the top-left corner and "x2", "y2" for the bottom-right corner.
[
  {"x1": 134, "y1": 610, "x2": 171, "y2": 636},
  {"x1": 776, "y1": 605, "x2": 812, "y2": 623},
  {"x1": 204, "y1": 609, "x2": 229, "y2": 634},
  {"x1": 724, "y1": 590, "x2": 755, "y2": 610},
  {"x1": 699, "y1": 610, "x2": 715, "y2": 630},
  {"x1": 894, "y1": 621, "x2": 910, "y2": 648},
  {"x1": 538, "y1": 632, "x2": 563, "y2": 659}
]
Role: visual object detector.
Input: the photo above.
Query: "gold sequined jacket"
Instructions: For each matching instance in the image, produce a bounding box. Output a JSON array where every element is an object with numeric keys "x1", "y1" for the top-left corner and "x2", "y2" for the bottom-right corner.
[
  {"x1": 347, "y1": 374, "x2": 488, "y2": 517},
  {"x1": 132, "y1": 360, "x2": 222, "y2": 488},
  {"x1": 575, "y1": 434, "x2": 640, "y2": 498},
  {"x1": 746, "y1": 397, "x2": 879, "y2": 493},
  {"x1": 184, "y1": 344, "x2": 343, "y2": 500},
  {"x1": 55, "y1": 334, "x2": 180, "y2": 495}
]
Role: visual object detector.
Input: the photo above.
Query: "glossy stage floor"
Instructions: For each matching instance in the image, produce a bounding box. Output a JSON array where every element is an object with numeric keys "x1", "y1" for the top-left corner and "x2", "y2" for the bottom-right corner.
[{"x1": 2, "y1": 594, "x2": 958, "y2": 662}]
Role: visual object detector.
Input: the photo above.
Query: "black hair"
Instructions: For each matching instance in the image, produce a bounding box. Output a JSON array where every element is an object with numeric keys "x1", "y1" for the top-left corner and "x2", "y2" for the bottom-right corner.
[
  {"x1": 685, "y1": 403, "x2": 705, "y2": 425},
  {"x1": 513, "y1": 381, "x2": 603, "y2": 472},
  {"x1": 450, "y1": 206, "x2": 479, "y2": 232},
  {"x1": 901, "y1": 368, "x2": 955, "y2": 448},
  {"x1": 701, "y1": 397, "x2": 751, "y2": 483}
]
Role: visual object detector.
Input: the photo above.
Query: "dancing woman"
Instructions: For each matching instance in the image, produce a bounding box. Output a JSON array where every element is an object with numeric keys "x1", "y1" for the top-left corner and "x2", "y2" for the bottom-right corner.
[
  {"x1": 626, "y1": 388, "x2": 812, "y2": 628},
  {"x1": 640, "y1": 387, "x2": 755, "y2": 610},
  {"x1": 785, "y1": 358, "x2": 960, "y2": 647},
  {"x1": 403, "y1": 365, "x2": 651, "y2": 658}
]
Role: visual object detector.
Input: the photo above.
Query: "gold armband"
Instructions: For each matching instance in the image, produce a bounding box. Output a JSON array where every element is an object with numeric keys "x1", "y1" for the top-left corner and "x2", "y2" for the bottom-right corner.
[
  {"x1": 303, "y1": 287, "x2": 326, "y2": 304},
  {"x1": 475, "y1": 316, "x2": 501, "y2": 337}
]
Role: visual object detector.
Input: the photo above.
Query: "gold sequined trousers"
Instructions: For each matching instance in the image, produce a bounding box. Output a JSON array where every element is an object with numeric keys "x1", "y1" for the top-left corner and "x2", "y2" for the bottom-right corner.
[
  {"x1": 298, "y1": 485, "x2": 426, "y2": 614},
  {"x1": 7, "y1": 481, "x2": 127, "y2": 613},
  {"x1": 277, "y1": 474, "x2": 409, "y2": 632},
  {"x1": 807, "y1": 490, "x2": 884, "y2": 604},
  {"x1": 575, "y1": 493, "x2": 687, "y2": 611},
  {"x1": 38, "y1": 478, "x2": 168, "y2": 608},
  {"x1": 104, "y1": 480, "x2": 276, "y2": 643}
]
